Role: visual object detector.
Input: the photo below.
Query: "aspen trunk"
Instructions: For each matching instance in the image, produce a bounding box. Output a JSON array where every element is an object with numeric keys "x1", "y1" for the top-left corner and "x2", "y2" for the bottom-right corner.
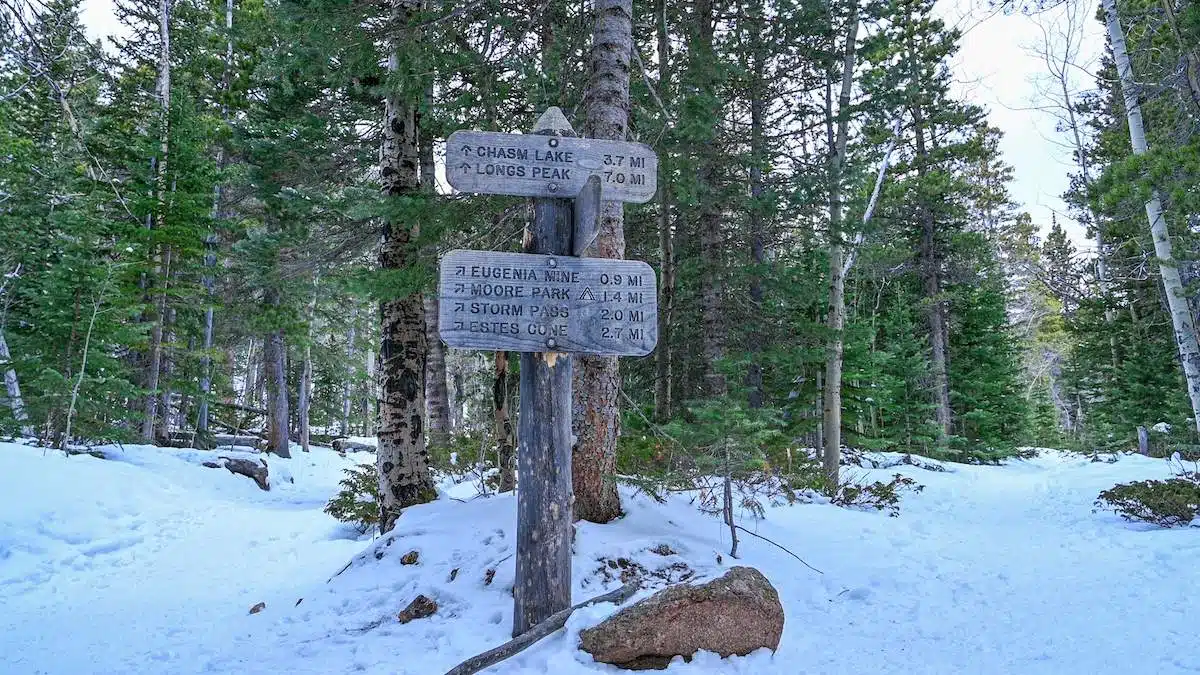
[
  {"x1": 299, "y1": 275, "x2": 319, "y2": 453},
  {"x1": 572, "y1": 0, "x2": 630, "y2": 524},
  {"x1": 0, "y1": 328, "x2": 32, "y2": 436},
  {"x1": 494, "y1": 351, "x2": 515, "y2": 492},
  {"x1": 822, "y1": 1, "x2": 859, "y2": 487},
  {"x1": 342, "y1": 308, "x2": 356, "y2": 436},
  {"x1": 377, "y1": 0, "x2": 435, "y2": 534},
  {"x1": 652, "y1": 0, "x2": 674, "y2": 423},
  {"x1": 424, "y1": 294, "x2": 451, "y2": 447},
  {"x1": 242, "y1": 337, "x2": 257, "y2": 408},
  {"x1": 1104, "y1": 0, "x2": 1200, "y2": 433},
  {"x1": 156, "y1": 304, "x2": 175, "y2": 443}
]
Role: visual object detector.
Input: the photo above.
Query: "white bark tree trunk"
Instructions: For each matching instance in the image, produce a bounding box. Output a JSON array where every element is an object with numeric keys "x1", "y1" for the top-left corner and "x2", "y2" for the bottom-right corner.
[
  {"x1": 0, "y1": 328, "x2": 32, "y2": 437},
  {"x1": 1103, "y1": 0, "x2": 1200, "y2": 433},
  {"x1": 822, "y1": 0, "x2": 859, "y2": 488},
  {"x1": 376, "y1": 0, "x2": 435, "y2": 533}
]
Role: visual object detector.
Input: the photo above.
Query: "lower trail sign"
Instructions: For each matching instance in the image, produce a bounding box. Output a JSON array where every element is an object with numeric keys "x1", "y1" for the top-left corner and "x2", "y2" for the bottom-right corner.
[{"x1": 438, "y1": 250, "x2": 657, "y2": 356}]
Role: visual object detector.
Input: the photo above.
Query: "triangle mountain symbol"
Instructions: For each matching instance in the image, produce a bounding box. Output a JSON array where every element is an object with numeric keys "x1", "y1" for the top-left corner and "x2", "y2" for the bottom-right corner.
[{"x1": 579, "y1": 286, "x2": 596, "y2": 302}]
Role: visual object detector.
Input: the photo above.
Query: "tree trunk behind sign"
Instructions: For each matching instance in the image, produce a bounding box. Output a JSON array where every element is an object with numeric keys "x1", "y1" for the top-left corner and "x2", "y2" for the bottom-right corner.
[
  {"x1": 572, "y1": 0, "x2": 630, "y2": 525},
  {"x1": 377, "y1": 0, "x2": 435, "y2": 534}
]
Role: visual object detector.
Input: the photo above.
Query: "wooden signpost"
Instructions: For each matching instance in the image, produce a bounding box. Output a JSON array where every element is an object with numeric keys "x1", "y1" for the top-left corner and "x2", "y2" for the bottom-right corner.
[{"x1": 438, "y1": 107, "x2": 657, "y2": 638}]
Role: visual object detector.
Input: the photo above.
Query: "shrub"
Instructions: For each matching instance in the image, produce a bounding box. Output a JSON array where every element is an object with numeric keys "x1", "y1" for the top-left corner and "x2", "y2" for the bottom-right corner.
[
  {"x1": 324, "y1": 463, "x2": 380, "y2": 534},
  {"x1": 1094, "y1": 475, "x2": 1200, "y2": 528},
  {"x1": 832, "y1": 473, "x2": 924, "y2": 517}
]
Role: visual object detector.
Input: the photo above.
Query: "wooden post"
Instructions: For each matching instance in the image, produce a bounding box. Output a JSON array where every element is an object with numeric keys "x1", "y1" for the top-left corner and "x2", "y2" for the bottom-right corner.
[
  {"x1": 1137, "y1": 425, "x2": 1150, "y2": 456},
  {"x1": 513, "y1": 107, "x2": 576, "y2": 637}
]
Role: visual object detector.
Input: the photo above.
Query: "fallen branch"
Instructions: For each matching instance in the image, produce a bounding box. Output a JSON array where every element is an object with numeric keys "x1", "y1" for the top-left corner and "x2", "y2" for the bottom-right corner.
[
  {"x1": 443, "y1": 581, "x2": 640, "y2": 675},
  {"x1": 734, "y1": 525, "x2": 823, "y2": 575}
]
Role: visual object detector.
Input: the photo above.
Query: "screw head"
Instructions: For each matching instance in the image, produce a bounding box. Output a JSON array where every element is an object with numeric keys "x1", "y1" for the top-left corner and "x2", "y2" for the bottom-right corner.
[
  {"x1": 548, "y1": 258, "x2": 557, "y2": 268},
  {"x1": 549, "y1": 138, "x2": 559, "y2": 148},
  {"x1": 546, "y1": 338, "x2": 557, "y2": 349},
  {"x1": 548, "y1": 182, "x2": 559, "y2": 192}
]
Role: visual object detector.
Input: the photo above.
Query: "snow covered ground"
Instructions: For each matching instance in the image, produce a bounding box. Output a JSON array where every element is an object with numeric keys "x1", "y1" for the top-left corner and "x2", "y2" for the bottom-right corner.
[{"x1": 1, "y1": 442, "x2": 1197, "y2": 675}]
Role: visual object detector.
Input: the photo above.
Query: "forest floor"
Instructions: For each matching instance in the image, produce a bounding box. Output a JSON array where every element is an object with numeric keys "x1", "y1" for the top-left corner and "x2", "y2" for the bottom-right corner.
[{"x1": 1, "y1": 440, "x2": 1197, "y2": 674}]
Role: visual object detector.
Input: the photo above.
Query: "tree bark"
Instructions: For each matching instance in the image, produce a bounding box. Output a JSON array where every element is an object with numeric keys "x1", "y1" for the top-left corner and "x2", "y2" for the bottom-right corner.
[
  {"x1": 1103, "y1": 0, "x2": 1200, "y2": 434},
  {"x1": 695, "y1": 0, "x2": 726, "y2": 397},
  {"x1": 264, "y1": 302, "x2": 291, "y2": 458},
  {"x1": 653, "y1": 0, "x2": 674, "y2": 423},
  {"x1": 143, "y1": 0, "x2": 171, "y2": 443},
  {"x1": 745, "y1": 0, "x2": 767, "y2": 410},
  {"x1": 0, "y1": 328, "x2": 32, "y2": 436},
  {"x1": 424, "y1": 294, "x2": 452, "y2": 446},
  {"x1": 906, "y1": 9, "x2": 952, "y2": 438},
  {"x1": 377, "y1": 0, "x2": 435, "y2": 534},
  {"x1": 299, "y1": 276, "x2": 319, "y2": 452},
  {"x1": 822, "y1": 0, "x2": 859, "y2": 488},
  {"x1": 342, "y1": 307, "x2": 356, "y2": 436},
  {"x1": 572, "y1": 0, "x2": 630, "y2": 524},
  {"x1": 494, "y1": 351, "x2": 515, "y2": 492},
  {"x1": 199, "y1": 0, "x2": 234, "y2": 437}
]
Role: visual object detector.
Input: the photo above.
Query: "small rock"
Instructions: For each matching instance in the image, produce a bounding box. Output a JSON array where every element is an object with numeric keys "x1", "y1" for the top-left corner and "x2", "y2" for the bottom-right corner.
[
  {"x1": 448, "y1": 568, "x2": 459, "y2": 582},
  {"x1": 397, "y1": 595, "x2": 437, "y2": 624},
  {"x1": 484, "y1": 568, "x2": 496, "y2": 586},
  {"x1": 650, "y1": 544, "x2": 677, "y2": 556},
  {"x1": 202, "y1": 461, "x2": 221, "y2": 469},
  {"x1": 249, "y1": 602, "x2": 266, "y2": 615},
  {"x1": 579, "y1": 566, "x2": 784, "y2": 670},
  {"x1": 400, "y1": 550, "x2": 419, "y2": 565},
  {"x1": 294, "y1": 598, "x2": 303, "y2": 607}
]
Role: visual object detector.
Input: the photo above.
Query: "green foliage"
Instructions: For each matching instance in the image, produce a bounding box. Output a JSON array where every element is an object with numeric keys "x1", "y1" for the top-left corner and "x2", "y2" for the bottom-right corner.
[
  {"x1": 324, "y1": 462, "x2": 380, "y2": 534},
  {"x1": 831, "y1": 473, "x2": 925, "y2": 517},
  {"x1": 1095, "y1": 474, "x2": 1200, "y2": 528}
]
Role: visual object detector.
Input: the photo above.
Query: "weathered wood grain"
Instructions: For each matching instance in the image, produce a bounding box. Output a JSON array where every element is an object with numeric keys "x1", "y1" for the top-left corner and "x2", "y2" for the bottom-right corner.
[
  {"x1": 438, "y1": 249, "x2": 658, "y2": 356},
  {"x1": 445, "y1": 130, "x2": 657, "y2": 203}
]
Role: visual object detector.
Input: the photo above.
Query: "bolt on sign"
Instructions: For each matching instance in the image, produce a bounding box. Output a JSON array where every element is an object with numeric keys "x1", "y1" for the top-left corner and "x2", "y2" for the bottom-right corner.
[
  {"x1": 439, "y1": 250, "x2": 658, "y2": 356},
  {"x1": 446, "y1": 130, "x2": 658, "y2": 203}
]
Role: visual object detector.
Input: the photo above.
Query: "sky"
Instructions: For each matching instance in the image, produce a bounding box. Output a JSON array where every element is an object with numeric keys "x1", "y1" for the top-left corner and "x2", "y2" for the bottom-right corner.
[{"x1": 77, "y1": 0, "x2": 1104, "y2": 248}]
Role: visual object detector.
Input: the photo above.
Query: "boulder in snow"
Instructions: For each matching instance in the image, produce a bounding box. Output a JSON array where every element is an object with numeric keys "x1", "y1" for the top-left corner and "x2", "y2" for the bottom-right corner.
[
  {"x1": 578, "y1": 566, "x2": 784, "y2": 669},
  {"x1": 397, "y1": 595, "x2": 436, "y2": 624}
]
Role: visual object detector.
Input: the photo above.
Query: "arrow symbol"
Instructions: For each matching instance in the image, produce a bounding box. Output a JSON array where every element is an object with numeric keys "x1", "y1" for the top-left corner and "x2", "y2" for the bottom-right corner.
[
  {"x1": 458, "y1": 162, "x2": 470, "y2": 172},
  {"x1": 461, "y1": 147, "x2": 470, "y2": 156}
]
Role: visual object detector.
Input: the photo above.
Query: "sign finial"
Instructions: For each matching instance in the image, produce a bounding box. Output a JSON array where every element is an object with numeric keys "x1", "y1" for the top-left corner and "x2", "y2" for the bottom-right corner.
[{"x1": 533, "y1": 107, "x2": 574, "y2": 136}]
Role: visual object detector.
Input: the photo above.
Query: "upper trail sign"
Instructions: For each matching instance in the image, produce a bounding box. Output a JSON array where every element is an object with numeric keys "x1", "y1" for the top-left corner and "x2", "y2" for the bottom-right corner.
[{"x1": 446, "y1": 130, "x2": 658, "y2": 203}]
